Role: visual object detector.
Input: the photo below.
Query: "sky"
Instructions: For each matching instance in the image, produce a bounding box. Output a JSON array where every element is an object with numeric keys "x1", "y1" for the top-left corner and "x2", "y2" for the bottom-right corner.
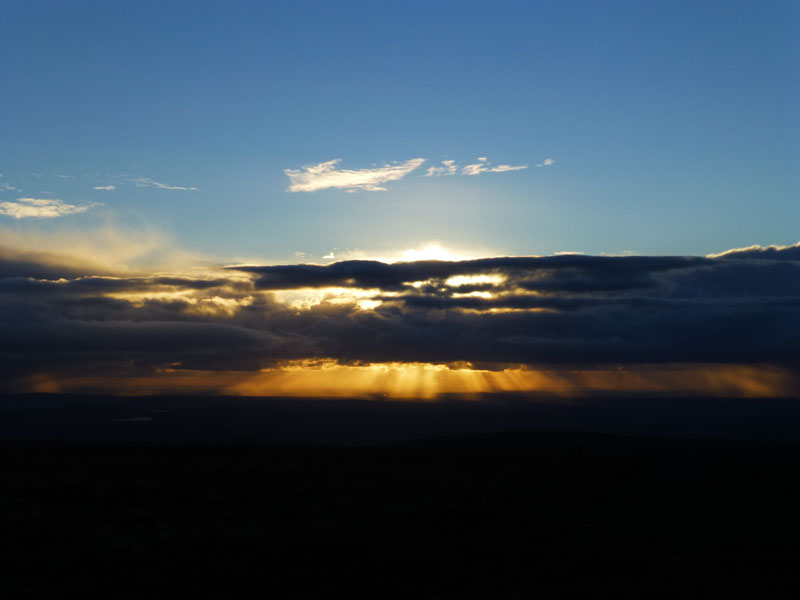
[
  {"x1": 1, "y1": 0, "x2": 798, "y2": 261},
  {"x1": 1, "y1": 1, "x2": 798, "y2": 398}
]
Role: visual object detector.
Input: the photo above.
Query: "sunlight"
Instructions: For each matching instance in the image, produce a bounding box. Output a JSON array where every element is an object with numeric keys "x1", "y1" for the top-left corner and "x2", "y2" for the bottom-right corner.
[
  {"x1": 398, "y1": 244, "x2": 470, "y2": 262},
  {"x1": 445, "y1": 274, "x2": 506, "y2": 287},
  {"x1": 271, "y1": 287, "x2": 388, "y2": 309},
  {"x1": 452, "y1": 291, "x2": 495, "y2": 299},
  {"x1": 24, "y1": 362, "x2": 799, "y2": 400},
  {"x1": 232, "y1": 363, "x2": 800, "y2": 400}
]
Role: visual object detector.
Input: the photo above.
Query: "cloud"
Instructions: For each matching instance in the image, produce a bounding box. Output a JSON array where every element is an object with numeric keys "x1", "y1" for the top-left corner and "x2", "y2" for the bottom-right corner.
[
  {"x1": 285, "y1": 158, "x2": 426, "y2": 192},
  {"x1": 462, "y1": 158, "x2": 528, "y2": 175},
  {"x1": 289, "y1": 156, "x2": 528, "y2": 187},
  {"x1": 460, "y1": 163, "x2": 485, "y2": 175},
  {"x1": 0, "y1": 197, "x2": 101, "y2": 219},
  {"x1": 1, "y1": 234, "x2": 798, "y2": 398},
  {"x1": 131, "y1": 177, "x2": 199, "y2": 191},
  {"x1": 707, "y1": 242, "x2": 800, "y2": 261},
  {"x1": 0, "y1": 175, "x2": 20, "y2": 192},
  {"x1": 425, "y1": 160, "x2": 458, "y2": 177},
  {"x1": 424, "y1": 157, "x2": 529, "y2": 177},
  {"x1": 485, "y1": 164, "x2": 529, "y2": 173},
  {"x1": 226, "y1": 246, "x2": 800, "y2": 369},
  {"x1": 235, "y1": 255, "x2": 708, "y2": 292},
  {"x1": 537, "y1": 158, "x2": 555, "y2": 167},
  {"x1": 92, "y1": 175, "x2": 198, "y2": 191}
]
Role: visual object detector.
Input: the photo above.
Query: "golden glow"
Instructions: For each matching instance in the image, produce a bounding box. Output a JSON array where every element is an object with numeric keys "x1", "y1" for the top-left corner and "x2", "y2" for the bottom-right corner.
[
  {"x1": 464, "y1": 307, "x2": 557, "y2": 314},
  {"x1": 0, "y1": 225, "x2": 211, "y2": 275},
  {"x1": 105, "y1": 289, "x2": 197, "y2": 304},
  {"x1": 706, "y1": 241, "x2": 800, "y2": 259},
  {"x1": 445, "y1": 274, "x2": 505, "y2": 287},
  {"x1": 188, "y1": 295, "x2": 254, "y2": 317},
  {"x1": 103, "y1": 288, "x2": 254, "y2": 317},
  {"x1": 271, "y1": 287, "x2": 390, "y2": 309},
  {"x1": 24, "y1": 362, "x2": 800, "y2": 400},
  {"x1": 356, "y1": 299, "x2": 383, "y2": 310},
  {"x1": 452, "y1": 291, "x2": 495, "y2": 299}
]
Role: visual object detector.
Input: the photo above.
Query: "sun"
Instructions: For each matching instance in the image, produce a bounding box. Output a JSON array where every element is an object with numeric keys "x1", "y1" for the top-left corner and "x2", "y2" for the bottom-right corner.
[{"x1": 397, "y1": 244, "x2": 469, "y2": 262}]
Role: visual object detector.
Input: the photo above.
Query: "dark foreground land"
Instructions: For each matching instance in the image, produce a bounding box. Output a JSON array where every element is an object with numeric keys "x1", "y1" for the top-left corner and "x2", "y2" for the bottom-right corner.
[{"x1": 2, "y1": 394, "x2": 800, "y2": 598}]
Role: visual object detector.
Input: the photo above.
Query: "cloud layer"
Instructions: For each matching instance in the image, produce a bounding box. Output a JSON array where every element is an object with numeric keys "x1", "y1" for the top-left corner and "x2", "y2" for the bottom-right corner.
[{"x1": 1, "y1": 236, "x2": 798, "y2": 395}]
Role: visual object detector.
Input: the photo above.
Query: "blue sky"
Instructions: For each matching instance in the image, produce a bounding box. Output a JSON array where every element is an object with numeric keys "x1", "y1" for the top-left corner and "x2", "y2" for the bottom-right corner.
[{"x1": 1, "y1": 0, "x2": 797, "y2": 262}]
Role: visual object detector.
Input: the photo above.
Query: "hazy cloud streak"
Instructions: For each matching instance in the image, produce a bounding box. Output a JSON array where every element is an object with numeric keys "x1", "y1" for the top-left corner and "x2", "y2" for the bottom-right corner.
[
  {"x1": 131, "y1": 178, "x2": 199, "y2": 191},
  {"x1": 0, "y1": 198, "x2": 101, "y2": 219}
]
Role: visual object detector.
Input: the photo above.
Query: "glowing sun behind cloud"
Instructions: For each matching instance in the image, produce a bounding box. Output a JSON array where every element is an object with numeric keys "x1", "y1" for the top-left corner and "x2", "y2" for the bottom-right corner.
[{"x1": 399, "y1": 244, "x2": 469, "y2": 262}]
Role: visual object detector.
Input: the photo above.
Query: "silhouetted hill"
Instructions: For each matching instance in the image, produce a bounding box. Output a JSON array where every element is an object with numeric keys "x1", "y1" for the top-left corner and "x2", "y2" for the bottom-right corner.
[
  {"x1": 2, "y1": 394, "x2": 800, "y2": 597},
  {"x1": 2, "y1": 429, "x2": 800, "y2": 597}
]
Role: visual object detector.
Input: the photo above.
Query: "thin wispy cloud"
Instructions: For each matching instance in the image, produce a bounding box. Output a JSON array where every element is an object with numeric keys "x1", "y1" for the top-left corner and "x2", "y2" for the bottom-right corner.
[
  {"x1": 131, "y1": 177, "x2": 199, "y2": 191},
  {"x1": 462, "y1": 157, "x2": 528, "y2": 175},
  {"x1": 537, "y1": 158, "x2": 555, "y2": 167},
  {"x1": 483, "y1": 164, "x2": 529, "y2": 173},
  {"x1": 94, "y1": 175, "x2": 199, "y2": 192},
  {"x1": 0, "y1": 197, "x2": 101, "y2": 219},
  {"x1": 426, "y1": 157, "x2": 529, "y2": 177},
  {"x1": 285, "y1": 158, "x2": 426, "y2": 192},
  {"x1": 0, "y1": 174, "x2": 20, "y2": 192}
]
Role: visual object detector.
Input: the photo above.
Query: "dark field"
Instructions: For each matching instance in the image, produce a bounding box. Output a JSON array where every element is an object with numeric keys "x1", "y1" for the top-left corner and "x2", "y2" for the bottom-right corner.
[{"x1": 2, "y1": 395, "x2": 800, "y2": 598}]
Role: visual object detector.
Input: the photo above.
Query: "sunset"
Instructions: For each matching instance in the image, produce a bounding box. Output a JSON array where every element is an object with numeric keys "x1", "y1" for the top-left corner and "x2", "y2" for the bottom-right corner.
[
  {"x1": 5, "y1": 242, "x2": 800, "y2": 399},
  {"x1": 1, "y1": 1, "x2": 798, "y2": 598}
]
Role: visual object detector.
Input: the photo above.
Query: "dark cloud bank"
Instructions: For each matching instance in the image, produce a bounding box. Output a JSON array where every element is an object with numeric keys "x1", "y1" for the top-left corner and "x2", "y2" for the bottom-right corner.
[{"x1": 1, "y1": 242, "x2": 799, "y2": 392}]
